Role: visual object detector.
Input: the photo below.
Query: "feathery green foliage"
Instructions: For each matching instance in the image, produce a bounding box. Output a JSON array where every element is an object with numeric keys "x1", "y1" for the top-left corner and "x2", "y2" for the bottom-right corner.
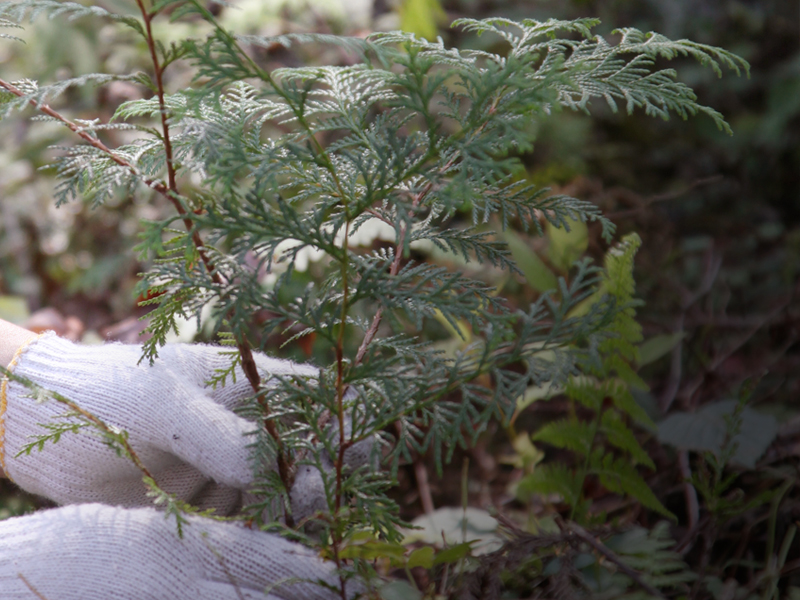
[
  {"x1": 604, "y1": 522, "x2": 697, "y2": 595},
  {"x1": 519, "y1": 234, "x2": 675, "y2": 521},
  {"x1": 0, "y1": 2, "x2": 747, "y2": 594}
]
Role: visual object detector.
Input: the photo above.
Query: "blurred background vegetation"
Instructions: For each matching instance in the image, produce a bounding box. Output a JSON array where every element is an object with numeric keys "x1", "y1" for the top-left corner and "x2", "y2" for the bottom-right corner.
[{"x1": 1, "y1": 0, "x2": 798, "y2": 596}]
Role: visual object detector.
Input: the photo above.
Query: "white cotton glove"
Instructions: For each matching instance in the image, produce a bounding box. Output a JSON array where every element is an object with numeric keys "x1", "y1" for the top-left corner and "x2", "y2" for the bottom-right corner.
[
  {"x1": 0, "y1": 503, "x2": 362, "y2": 600},
  {"x1": 0, "y1": 332, "x2": 317, "y2": 511}
]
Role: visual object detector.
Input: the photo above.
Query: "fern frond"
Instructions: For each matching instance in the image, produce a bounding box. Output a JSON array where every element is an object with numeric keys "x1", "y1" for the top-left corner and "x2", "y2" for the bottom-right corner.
[
  {"x1": 590, "y1": 451, "x2": 674, "y2": 519},
  {"x1": 600, "y1": 411, "x2": 654, "y2": 468},
  {"x1": 607, "y1": 523, "x2": 697, "y2": 591},
  {"x1": 564, "y1": 378, "x2": 604, "y2": 412},
  {"x1": 517, "y1": 463, "x2": 582, "y2": 508},
  {"x1": 532, "y1": 419, "x2": 595, "y2": 456}
]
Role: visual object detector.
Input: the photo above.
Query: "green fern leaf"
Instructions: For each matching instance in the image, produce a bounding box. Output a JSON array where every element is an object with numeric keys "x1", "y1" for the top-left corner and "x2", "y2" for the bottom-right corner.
[
  {"x1": 517, "y1": 463, "x2": 582, "y2": 508},
  {"x1": 600, "y1": 379, "x2": 653, "y2": 428},
  {"x1": 532, "y1": 419, "x2": 594, "y2": 456},
  {"x1": 600, "y1": 411, "x2": 654, "y2": 469},
  {"x1": 564, "y1": 377, "x2": 604, "y2": 412},
  {"x1": 590, "y1": 451, "x2": 674, "y2": 519}
]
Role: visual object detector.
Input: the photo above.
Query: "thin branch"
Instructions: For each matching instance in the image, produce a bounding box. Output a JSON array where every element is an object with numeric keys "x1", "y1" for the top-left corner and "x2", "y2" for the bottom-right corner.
[
  {"x1": 18, "y1": 574, "x2": 50, "y2": 600},
  {"x1": 1, "y1": 13, "x2": 298, "y2": 516},
  {"x1": 606, "y1": 175, "x2": 724, "y2": 221},
  {"x1": 334, "y1": 220, "x2": 352, "y2": 516},
  {"x1": 0, "y1": 76, "x2": 211, "y2": 274},
  {"x1": 414, "y1": 457, "x2": 435, "y2": 515},
  {"x1": 354, "y1": 152, "x2": 461, "y2": 366},
  {"x1": 135, "y1": 0, "x2": 180, "y2": 200},
  {"x1": 679, "y1": 450, "x2": 699, "y2": 533},
  {"x1": 2, "y1": 367, "x2": 155, "y2": 480},
  {"x1": 558, "y1": 518, "x2": 668, "y2": 600},
  {"x1": 351, "y1": 89, "x2": 504, "y2": 369},
  {"x1": 659, "y1": 248, "x2": 722, "y2": 412},
  {"x1": 781, "y1": 556, "x2": 800, "y2": 576},
  {"x1": 134, "y1": 0, "x2": 295, "y2": 516}
]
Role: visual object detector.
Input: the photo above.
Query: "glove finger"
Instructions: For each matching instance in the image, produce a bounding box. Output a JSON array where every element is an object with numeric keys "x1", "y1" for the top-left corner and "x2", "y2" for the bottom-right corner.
[
  {"x1": 159, "y1": 396, "x2": 259, "y2": 489},
  {"x1": 156, "y1": 344, "x2": 317, "y2": 409},
  {"x1": 189, "y1": 518, "x2": 357, "y2": 600},
  {"x1": 190, "y1": 480, "x2": 243, "y2": 516},
  {"x1": 207, "y1": 354, "x2": 319, "y2": 410},
  {"x1": 208, "y1": 354, "x2": 319, "y2": 409},
  {"x1": 322, "y1": 416, "x2": 378, "y2": 471},
  {"x1": 290, "y1": 461, "x2": 330, "y2": 524},
  {"x1": 197, "y1": 581, "x2": 281, "y2": 600},
  {"x1": 96, "y1": 463, "x2": 239, "y2": 513}
]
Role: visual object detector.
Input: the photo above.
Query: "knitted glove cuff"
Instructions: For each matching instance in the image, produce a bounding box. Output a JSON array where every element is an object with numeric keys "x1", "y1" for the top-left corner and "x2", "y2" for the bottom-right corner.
[{"x1": 0, "y1": 331, "x2": 51, "y2": 477}]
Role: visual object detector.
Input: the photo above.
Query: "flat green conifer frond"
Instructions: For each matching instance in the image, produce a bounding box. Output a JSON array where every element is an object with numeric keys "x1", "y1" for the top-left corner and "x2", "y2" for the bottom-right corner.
[
  {"x1": 453, "y1": 18, "x2": 749, "y2": 132},
  {"x1": 0, "y1": 74, "x2": 150, "y2": 119},
  {"x1": 0, "y1": 15, "x2": 23, "y2": 41},
  {"x1": 1, "y1": 3, "x2": 741, "y2": 582},
  {"x1": 0, "y1": 0, "x2": 145, "y2": 36}
]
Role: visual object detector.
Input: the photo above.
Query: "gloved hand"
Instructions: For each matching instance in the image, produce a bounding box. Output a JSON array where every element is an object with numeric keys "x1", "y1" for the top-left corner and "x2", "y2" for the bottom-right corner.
[
  {"x1": 0, "y1": 332, "x2": 317, "y2": 511},
  {"x1": 0, "y1": 503, "x2": 361, "y2": 600}
]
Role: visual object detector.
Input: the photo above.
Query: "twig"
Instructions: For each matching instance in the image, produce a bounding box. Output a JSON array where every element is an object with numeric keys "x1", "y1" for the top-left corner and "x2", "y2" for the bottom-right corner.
[
  {"x1": 659, "y1": 249, "x2": 722, "y2": 412},
  {"x1": 678, "y1": 450, "x2": 699, "y2": 532},
  {"x1": 18, "y1": 574, "x2": 50, "y2": 600},
  {"x1": 393, "y1": 421, "x2": 434, "y2": 514},
  {"x1": 202, "y1": 537, "x2": 247, "y2": 600},
  {"x1": 781, "y1": 556, "x2": 800, "y2": 576},
  {"x1": 684, "y1": 314, "x2": 788, "y2": 328},
  {"x1": 659, "y1": 314, "x2": 684, "y2": 412},
  {"x1": 681, "y1": 249, "x2": 723, "y2": 310},
  {"x1": 2, "y1": 367, "x2": 155, "y2": 479},
  {"x1": 607, "y1": 175, "x2": 724, "y2": 221},
  {"x1": 135, "y1": 0, "x2": 177, "y2": 192},
  {"x1": 353, "y1": 132, "x2": 478, "y2": 367},
  {"x1": 415, "y1": 457, "x2": 435, "y2": 515},
  {"x1": 126, "y1": 3, "x2": 289, "y2": 487},
  {"x1": 0, "y1": 78, "x2": 212, "y2": 276},
  {"x1": 469, "y1": 439, "x2": 496, "y2": 508},
  {"x1": 707, "y1": 301, "x2": 788, "y2": 371},
  {"x1": 558, "y1": 518, "x2": 669, "y2": 600}
]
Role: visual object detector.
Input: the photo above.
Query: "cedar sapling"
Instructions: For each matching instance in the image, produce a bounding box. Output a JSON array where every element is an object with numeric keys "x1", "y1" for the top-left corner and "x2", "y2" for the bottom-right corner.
[{"x1": 0, "y1": 3, "x2": 748, "y2": 596}]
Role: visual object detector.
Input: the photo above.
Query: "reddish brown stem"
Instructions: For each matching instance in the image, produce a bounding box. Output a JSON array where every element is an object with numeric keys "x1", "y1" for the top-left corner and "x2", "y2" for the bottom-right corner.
[
  {"x1": 557, "y1": 518, "x2": 668, "y2": 600},
  {"x1": 353, "y1": 150, "x2": 461, "y2": 367},
  {"x1": 333, "y1": 222, "x2": 351, "y2": 517},
  {"x1": 18, "y1": 574, "x2": 50, "y2": 600},
  {"x1": 413, "y1": 455, "x2": 435, "y2": 514},
  {"x1": 0, "y1": 77, "x2": 212, "y2": 277},
  {"x1": 133, "y1": 0, "x2": 295, "y2": 518},
  {"x1": 1, "y1": 5, "x2": 296, "y2": 520}
]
